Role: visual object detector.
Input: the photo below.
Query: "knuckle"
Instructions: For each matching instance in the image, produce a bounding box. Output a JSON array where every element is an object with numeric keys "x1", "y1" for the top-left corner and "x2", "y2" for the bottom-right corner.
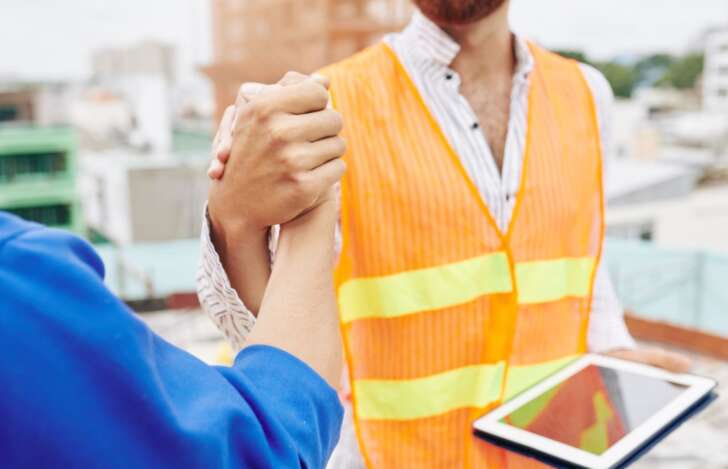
[
  {"x1": 280, "y1": 149, "x2": 300, "y2": 172},
  {"x1": 269, "y1": 122, "x2": 292, "y2": 144},
  {"x1": 289, "y1": 173, "x2": 312, "y2": 197},
  {"x1": 250, "y1": 99, "x2": 274, "y2": 121},
  {"x1": 302, "y1": 82, "x2": 328, "y2": 108},
  {"x1": 270, "y1": 119, "x2": 296, "y2": 144}
]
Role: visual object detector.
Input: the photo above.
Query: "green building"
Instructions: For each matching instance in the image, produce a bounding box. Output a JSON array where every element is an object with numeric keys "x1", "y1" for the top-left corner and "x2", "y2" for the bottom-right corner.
[{"x1": 0, "y1": 126, "x2": 83, "y2": 233}]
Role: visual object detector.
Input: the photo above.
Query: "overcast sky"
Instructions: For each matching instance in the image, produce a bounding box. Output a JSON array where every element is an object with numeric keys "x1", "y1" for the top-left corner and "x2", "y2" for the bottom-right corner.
[{"x1": 1, "y1": 0, "x2": 727, "y2": 81}]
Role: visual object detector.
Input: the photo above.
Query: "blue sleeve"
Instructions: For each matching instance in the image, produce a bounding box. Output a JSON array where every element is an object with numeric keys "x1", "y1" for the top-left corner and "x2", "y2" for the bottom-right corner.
[{"x1": 0, "y1": 218, "x2": 343, "y2": 469}]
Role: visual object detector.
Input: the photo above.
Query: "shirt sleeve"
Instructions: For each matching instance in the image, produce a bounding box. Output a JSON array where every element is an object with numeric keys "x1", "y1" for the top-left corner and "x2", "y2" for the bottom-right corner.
[
  {"x1": 0, "y1": 221, "x2": 343, "y2": 469},
  {"x1": 197, "y1": 203, "x2": 343, "y2": 352},
  {"x1": 197, "y1": 205, "x2": 258, "y2": 350},
  {"x1": 579, "y1": 63, "x2": 637, "y2": 353}
]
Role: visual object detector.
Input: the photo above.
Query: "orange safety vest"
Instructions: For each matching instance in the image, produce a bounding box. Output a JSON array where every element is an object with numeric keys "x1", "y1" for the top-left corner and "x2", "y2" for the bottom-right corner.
[{"x1": 321, "y1": 41, "x2": 605, "y2": 468}]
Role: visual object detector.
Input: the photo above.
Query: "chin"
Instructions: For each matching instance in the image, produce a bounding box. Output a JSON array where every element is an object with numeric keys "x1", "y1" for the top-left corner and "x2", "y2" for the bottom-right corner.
[{"x1": 414, "y1": 0, "x2": 507, "y2": 26}]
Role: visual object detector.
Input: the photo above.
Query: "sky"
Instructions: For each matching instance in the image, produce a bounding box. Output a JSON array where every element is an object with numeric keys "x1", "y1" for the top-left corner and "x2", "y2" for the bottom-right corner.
[{"x1": 1, "y1": 0, "x2": 727, "y2": 82}]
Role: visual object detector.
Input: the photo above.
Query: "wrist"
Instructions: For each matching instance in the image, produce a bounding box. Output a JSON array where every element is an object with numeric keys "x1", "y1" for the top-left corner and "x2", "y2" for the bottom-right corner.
[
  {"x1": 208, "y1": 205, "x2": 268, "y2": 254},
  {"x1": 277, "y1": 201, "x2": 337, "y2": 257}
]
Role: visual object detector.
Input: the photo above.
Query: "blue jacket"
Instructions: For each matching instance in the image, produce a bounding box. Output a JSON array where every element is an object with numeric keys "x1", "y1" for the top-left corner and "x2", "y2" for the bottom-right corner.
[{"x1": 0, "y1": 212, "x2": 343, "y2": 468}]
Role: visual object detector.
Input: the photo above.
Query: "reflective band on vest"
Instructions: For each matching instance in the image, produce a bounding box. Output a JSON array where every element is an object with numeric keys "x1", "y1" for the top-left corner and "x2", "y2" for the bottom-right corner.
[
  {"x1": 354, "y1": 362, "x2": 506, "y2": 420},
  {"x1": 338, "y1": 255, "x2": 597, "y2": 323},
  {"x1": 516, "y1": 257, "x2": 596, "y2": 305},
  {"x1": 338, "y1": 252, "x2": 511, "y2": 323},
  {"x1": 353, "y1": 355, "x2": 579, "y2": 421}
]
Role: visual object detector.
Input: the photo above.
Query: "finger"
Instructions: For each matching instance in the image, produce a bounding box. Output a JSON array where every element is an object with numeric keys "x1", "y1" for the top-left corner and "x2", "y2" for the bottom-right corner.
[
  {"x1": 307, "y1": 157, "x2": 346, "y2": 195},
  {"x1": 291, "y1": 136, "x2": 346, "y2": 170},
  {"x1": 278, "y1": 71, "x2": 309, "y2": 86},
  {"x1": 208, "y1": 159, "x2": 224, "y2": 180},
  {"x1": 214, "y1": 105, "x2": 236, "y2": 164},
  {"x1": 276, "y1": 109, "x2": 343, "y2": 143},
  {"x1": 257, "y1": 79, "x2": 329, "y2": 115},
  {"x1": 237, "y1": 82, "x2": 270, "y2": 104},
  {"x1": 212, "y1": 105, "x2": 234, "y2": 147},
  {"x1": 311, "y1": 73, "x2": 330, "y2": 89},
  {"x1": 650, "y1": 349, "x2": 692, "y2": 373},
  {"x1": 278, "y1": 71, "x2": 330, "y2": 90}
]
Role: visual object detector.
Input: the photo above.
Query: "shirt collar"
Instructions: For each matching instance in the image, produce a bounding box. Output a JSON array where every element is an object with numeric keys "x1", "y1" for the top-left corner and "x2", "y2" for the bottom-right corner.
[{"x1": 400, "y1": 9, "x2": 534, "y2": 82}]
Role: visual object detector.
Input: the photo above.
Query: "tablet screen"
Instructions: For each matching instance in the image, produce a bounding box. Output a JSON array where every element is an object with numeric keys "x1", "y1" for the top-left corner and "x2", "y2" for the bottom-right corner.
[{"x1": 501, "y1": 365, "x2": 687, "y2": 455}]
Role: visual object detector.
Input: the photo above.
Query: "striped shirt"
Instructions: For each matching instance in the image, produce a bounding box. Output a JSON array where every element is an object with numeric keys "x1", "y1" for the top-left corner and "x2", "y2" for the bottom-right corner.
[{"x1": 196, "y1": 10, "x2": 636, "y2": 355}]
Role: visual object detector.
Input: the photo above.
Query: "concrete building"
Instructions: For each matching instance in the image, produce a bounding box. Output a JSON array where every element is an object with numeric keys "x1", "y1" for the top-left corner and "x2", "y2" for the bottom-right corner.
[
  {"x1": 203, "y1": 0, "x2": 412, "y2": 121},
  {"x1": 91, "y1": 41, "x2": 177, "y2": 153},
  {"x1": 703, "y1": 26, "x2": 728, "y2": 112},
  {"x1": 81, "y1": 152, "x2": 208, "y2": 244},
  {"x1": 92, "y1": 41, "x2": 176, "y2": 85}
]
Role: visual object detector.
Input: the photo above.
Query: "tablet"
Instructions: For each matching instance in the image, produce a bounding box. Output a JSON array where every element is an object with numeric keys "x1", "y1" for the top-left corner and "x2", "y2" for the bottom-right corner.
[{"x1": 473, "y1": 354, "x2": 716, "y2": 469}]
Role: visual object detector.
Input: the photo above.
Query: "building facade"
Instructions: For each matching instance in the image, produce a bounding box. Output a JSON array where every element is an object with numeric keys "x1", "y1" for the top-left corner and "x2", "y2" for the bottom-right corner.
[
  {"x1": 704, "y1": 27, "x2": 728, "y2": 112},
  {"x1": 203, "y1": 0, "x2": 412, "y2": 121},
  {"x1": 0, "y1": 126, "x2": 82, "y2": 233},
  {"x1": 81, "y1": 153, "x2": 208, "y2": 244}
]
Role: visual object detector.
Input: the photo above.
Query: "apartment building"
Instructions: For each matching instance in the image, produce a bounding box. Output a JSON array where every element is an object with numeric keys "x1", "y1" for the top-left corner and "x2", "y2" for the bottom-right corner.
[
  {"x1": 704, "y1": 26, "x2": 728, "y2": 112},
  {"x1": 203, "y1": 0, "x2": 412, "y2": 121}
]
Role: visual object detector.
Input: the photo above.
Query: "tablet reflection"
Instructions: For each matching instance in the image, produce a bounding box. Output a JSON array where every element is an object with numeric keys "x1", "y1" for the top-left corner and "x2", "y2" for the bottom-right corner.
[{"x1": 501, "y1": 365, "x2": 686, "y2": 455}]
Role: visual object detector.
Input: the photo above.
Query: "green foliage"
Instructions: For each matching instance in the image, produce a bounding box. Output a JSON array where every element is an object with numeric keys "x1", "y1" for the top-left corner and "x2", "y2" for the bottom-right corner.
[
  {"x1": 593, "y1": 62, "x2": 640, "y2": 98},
  {"x1": 657, "y1": 53, "x2": 705, "y2": 89},
  {"x1": 554, "y1": 50, "x2": 589, "y2": 63},
  {"x1": 554, "y1": 49, "x2": 704, "y2": 98}
]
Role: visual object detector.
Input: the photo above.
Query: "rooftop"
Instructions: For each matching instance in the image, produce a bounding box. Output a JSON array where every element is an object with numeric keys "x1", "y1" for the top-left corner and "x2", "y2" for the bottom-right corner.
[{"x1": 140, "y1": 309, "x2": 728, "y2": 469}]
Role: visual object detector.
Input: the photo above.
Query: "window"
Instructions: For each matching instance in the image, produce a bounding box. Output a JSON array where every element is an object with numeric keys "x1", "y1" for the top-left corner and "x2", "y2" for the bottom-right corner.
[
  {"x1": 0, "y1": 151, "x2": 67, "y2": 182},
  {"x1": 6, "y1": 204, "x2": 72, "y2": 227},
  {"x1": 0, "y1": 105, "x2": 19, "y2": 122}
]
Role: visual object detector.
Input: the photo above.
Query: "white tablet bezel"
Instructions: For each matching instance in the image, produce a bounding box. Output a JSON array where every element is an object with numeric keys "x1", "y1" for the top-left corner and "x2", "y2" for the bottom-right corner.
[{"x1": 473, "y1": 354, "x2": 716, "y2": 469}]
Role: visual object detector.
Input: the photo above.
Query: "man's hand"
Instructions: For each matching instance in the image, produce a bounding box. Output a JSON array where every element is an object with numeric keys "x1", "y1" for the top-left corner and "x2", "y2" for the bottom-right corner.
[
  {"x1": 206, "y1": 71, "x2": 345, "y2": 314},
  {"x1": 605, "y1": 347, "x2": 692, "y2": 373},
  {"x1": 208, "y1": 71, "x2": 346, "y2": 240}
]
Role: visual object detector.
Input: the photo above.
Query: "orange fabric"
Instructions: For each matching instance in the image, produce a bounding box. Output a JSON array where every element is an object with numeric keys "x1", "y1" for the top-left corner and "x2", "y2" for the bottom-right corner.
[{"x1": 321, "y1": 41, "x2": 604, "y2": 468}]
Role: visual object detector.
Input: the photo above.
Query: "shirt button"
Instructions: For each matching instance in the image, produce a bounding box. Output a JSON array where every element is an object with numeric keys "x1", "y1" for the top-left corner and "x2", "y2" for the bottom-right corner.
[
  {"x1": 445, "y1": 73, "x2": 453, "y2": 80},
  {"x1": 471, "y1": 122, "x2": 479, "y2": 130}
]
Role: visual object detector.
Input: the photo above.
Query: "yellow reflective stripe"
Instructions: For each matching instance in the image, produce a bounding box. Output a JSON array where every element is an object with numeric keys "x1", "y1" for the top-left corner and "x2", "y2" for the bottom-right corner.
[
  {"x1": 338, "y1": 252, "x2": 512, "y2": 323},
  {"x1": 516, "y1": 257, "x2": 596, "y2": 304},
  {"x1": 354, "y1": 362, "x2": 506, "y2": 421},
  {"x1": 504, "y1": 355, "x2": 580, "y2": 401}
]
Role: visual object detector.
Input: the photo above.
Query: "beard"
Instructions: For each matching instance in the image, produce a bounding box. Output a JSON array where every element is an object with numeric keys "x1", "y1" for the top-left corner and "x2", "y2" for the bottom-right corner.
[{"x1": 413, "y1": 0, "x2": 507, "y2": 26}]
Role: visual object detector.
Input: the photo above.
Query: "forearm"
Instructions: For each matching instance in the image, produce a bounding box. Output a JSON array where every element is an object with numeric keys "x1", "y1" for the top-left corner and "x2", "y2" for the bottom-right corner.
[
  {"x1": 209, "y1": 206, "x2": 270, "y2": 315},
  {"x1": 244, "y1": 201, "x2": 342, "y2": 387}
]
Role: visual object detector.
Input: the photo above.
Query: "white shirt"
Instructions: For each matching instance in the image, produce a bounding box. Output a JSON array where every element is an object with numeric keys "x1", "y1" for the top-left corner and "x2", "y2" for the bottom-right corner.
[{"x1": 197, "y1": 10, "x2": 636, "y2": 356}]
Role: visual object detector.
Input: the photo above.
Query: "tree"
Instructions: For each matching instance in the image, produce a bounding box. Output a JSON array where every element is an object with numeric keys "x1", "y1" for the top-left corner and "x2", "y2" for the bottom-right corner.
[
  {"x1": 555, "y1": 49, "x2": 639, "y2": 98},
  {"x1": 554, "y1": 49, "x2": 590, "y2": 64},
  {"x1": 593, "y1": 62, "x2": 640, "y2": 98},
  {"x1": 657, "y1": 53, "x2": 704, "y2": 90}
]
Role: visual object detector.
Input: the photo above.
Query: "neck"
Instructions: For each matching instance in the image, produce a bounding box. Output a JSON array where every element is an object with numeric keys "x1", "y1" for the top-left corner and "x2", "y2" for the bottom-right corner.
[{"x1": 443, "y1": 3, "x2": 514, "y2": 78}]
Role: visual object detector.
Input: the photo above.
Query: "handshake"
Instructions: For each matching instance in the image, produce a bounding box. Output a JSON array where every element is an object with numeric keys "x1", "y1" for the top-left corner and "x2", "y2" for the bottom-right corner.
[
  {"x1": 207, "y1": 71, "x2": 346, "y2": 241},
  {"x1": 205, "y1": 71, "x2": 347, "y2": 388}
]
